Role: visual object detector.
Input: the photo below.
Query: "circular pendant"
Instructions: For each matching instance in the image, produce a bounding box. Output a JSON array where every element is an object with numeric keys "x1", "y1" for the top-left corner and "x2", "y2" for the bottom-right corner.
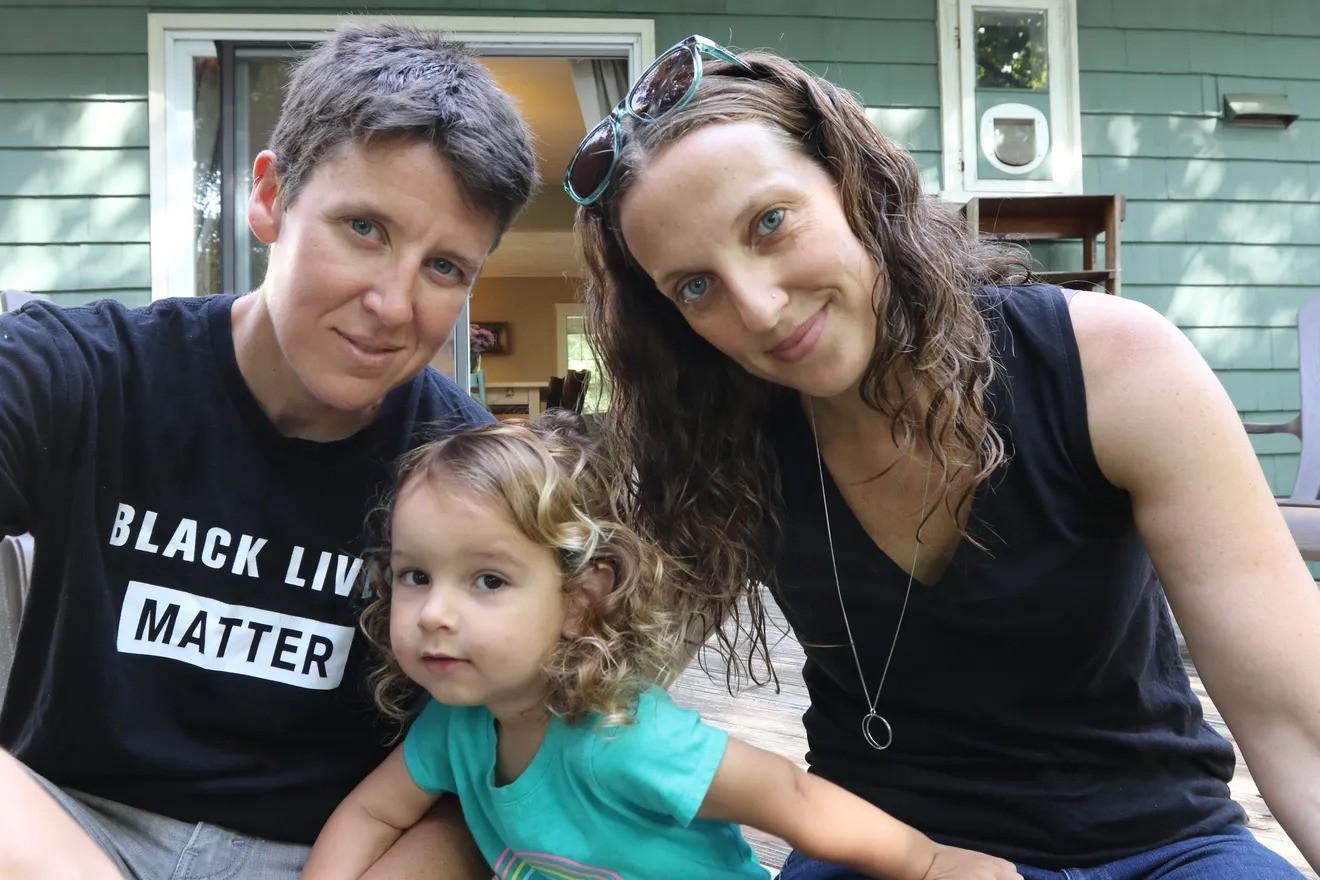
[{"x1": 862, "y1": 711, "x2": 893, "y2": 751}]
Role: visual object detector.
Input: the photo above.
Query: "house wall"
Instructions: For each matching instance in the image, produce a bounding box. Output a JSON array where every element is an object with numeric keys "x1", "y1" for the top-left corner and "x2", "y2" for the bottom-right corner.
[
  {"x1": 0, "y1": 6, "x2": 152, "y2": 306},
  {"x1": 0, "y1": 0, "x2": 940, "y2": 309},
  {"x1": 3, "y1": 0, "x2": 1319, "y2": 491},
  {"x1": 1076, "y1": 0, "x2": 1320, "y2": 493}
]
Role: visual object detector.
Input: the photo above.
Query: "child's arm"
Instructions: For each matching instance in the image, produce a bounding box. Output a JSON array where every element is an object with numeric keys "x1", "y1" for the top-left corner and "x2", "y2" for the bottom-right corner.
[
  {"x1": 301, "y1": 746, "x2": 442, "y2": 880},
  {"x1": 698, "y1": 738, "x2": 1020, "y2": 880}
]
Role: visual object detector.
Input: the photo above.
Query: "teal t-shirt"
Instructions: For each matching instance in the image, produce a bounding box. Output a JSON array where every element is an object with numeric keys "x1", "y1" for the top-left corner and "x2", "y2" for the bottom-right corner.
[{"x1": 403, "y1": 685, "x2": 769, "y2": 879}]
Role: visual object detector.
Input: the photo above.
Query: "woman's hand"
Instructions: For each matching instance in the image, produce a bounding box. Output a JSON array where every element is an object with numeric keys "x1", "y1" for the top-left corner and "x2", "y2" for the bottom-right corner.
[{"x1": 919, "y1": 844, "x2": 1022, "y2": 879}]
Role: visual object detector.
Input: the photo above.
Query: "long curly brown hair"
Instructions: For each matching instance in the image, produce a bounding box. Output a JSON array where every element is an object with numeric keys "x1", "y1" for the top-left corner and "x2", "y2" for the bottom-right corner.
[
  {"x1": 359, "y1": 413, "x2": 688, "y2": 732},
  {"x1": 575, "y1": 48, "x2": 1030, "y2": 684}
]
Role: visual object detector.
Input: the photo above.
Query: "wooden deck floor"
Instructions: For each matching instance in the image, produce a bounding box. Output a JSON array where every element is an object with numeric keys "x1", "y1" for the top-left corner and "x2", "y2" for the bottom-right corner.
[{"x1": 670, "y1": 597, "x2": 1314, "y2": 877}]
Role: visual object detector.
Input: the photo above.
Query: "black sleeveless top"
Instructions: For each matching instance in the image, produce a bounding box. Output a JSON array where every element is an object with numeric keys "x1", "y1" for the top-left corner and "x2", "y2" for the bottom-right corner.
[{"x1": 767, "y1": 285, "x2": 1243, "y2": 868}]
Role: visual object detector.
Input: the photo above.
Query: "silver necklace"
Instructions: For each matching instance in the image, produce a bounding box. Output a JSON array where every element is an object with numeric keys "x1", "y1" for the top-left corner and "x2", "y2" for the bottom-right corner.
[{"x1": 808, "y1": 405, "x2": 932, "y2": 752}]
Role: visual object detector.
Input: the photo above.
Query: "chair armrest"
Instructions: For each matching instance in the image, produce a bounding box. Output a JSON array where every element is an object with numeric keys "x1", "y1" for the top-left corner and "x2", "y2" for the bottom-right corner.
[
  {"x1": 1, "y1": 289, "x2": 46, "y2": 313},
  {"x1": 1277, "y1": 501, "x2": 1320, "y2": 562},
  {"x1": 1243, "y1": 414, "x2": 1301, "y2": 435}
]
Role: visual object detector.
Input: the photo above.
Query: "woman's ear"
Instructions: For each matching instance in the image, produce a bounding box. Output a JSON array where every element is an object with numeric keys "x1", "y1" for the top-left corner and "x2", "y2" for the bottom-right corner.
[
  {"x1": 562, "y1": 563, "x2": 616, "y2": 638},
  {"x1": 248, "y1": 150, "x2": 283, "y2": 245}
]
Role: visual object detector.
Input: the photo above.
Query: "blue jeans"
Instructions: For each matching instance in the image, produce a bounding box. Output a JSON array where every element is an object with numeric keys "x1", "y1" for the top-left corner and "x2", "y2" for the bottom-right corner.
[{"x1": 776, "y1": 825, "x2": 1306, "y2": 880}]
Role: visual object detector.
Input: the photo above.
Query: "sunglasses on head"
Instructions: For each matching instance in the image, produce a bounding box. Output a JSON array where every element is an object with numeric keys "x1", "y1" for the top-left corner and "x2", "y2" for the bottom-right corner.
[{"x1": 562, "y1": 35, "x2": 752, "y2": 207}]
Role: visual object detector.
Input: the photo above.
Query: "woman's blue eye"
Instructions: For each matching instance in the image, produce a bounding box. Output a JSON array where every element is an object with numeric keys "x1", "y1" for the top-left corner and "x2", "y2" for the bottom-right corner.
[
  {"x1": 474, "y1": 573, "x2": 507, "y2": 591},
  {"x1": 677, "y1": 276, "x2": 711, "y2": 304},
  {"x1": 349, "y1": 218, "x2": 378, "y2": 238},
  {"x1": 428, "y1": 258, "x2": 461, "y2": 281},
  {"x1": 757, "y1": 208, "x2": 785, "y2": 236}
]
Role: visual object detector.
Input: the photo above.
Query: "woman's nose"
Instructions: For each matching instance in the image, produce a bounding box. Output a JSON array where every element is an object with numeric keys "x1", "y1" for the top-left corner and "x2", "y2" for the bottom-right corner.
[
  {"x1": 362, "y1": 269, "x2": 415, "y2": 327},
  {"x1": 726, "y1": 275, "x2": 788, "y2": 333}
]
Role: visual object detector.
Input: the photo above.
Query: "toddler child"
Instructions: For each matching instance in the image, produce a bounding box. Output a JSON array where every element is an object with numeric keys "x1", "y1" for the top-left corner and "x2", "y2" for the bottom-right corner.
[{"x1": 301, "y1": 414, "x2": 1018, "y2": 880}]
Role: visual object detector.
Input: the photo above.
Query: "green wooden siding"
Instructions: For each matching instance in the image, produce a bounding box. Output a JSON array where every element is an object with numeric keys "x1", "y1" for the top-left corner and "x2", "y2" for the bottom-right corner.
[
  {"x1": 0, "y1": 2, "x2": 150, "y2": 305},
  {"x1": 0, "y1": 0, "x2": 939, "y2": 311},
  {"x1": 1079, "y1": 0, "x2": 1320, "y2": 493}
]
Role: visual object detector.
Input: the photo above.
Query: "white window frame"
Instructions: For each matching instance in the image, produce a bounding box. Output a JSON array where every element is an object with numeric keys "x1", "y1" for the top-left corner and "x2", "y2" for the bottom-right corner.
[
  {"x1": 146, "y1": 13, "x2": 654, "y2": 304},
  {"x1": 555, "y1": 302, "x2": 586, "y2": 376},
  {"x1": 936, "y1": 0, "x2": 1081, "y2": 200}
]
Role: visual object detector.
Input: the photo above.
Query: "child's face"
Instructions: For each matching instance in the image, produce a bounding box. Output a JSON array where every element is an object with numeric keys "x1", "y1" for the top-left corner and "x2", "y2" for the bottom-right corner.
[
  {"x1": 243, "y1": 137, "x2": 499, "y2": 432},
  {"x1": 388, "y1": 474, "x2": 569, "y2": 720}
]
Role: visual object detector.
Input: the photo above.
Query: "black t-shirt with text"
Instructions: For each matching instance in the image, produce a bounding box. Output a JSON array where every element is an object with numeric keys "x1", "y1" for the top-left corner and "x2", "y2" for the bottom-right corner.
[{"x1": 0, "y1": 295, "x2": 491, "y2": 843}]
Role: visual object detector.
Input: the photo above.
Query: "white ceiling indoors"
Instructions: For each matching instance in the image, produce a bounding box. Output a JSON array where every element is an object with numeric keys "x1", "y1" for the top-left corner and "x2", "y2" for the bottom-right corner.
[{"x1": 480, "y1": 56, "x2": 598, "y2": 279}]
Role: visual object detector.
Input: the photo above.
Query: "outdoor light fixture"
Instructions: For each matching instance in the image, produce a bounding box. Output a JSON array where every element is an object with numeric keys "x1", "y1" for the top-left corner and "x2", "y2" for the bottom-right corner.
[{"x1": 1221, "y1": 93, "x2": 1299, "y2": 128}]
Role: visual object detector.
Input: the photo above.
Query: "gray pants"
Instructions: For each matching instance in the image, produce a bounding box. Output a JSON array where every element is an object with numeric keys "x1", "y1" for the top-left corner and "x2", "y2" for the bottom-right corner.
[{"x1": 26, "y1": 767, "x2": 310, "y2": 880}]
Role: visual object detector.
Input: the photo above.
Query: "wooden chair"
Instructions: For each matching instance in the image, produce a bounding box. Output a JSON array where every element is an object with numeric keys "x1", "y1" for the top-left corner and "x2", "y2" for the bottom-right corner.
[
  {"x1": 544, "y1": 375, "x2": 566, "y2": 410},
  {"x1": 558, "y1": 369, "x2": 591, "y2": 415},
  {"x1": 1240, "y1": 295, "x2": 1320, "y2": 571},
  {"x1": 1243, "y1": 296, "x2": 1320, "y2": 501}
]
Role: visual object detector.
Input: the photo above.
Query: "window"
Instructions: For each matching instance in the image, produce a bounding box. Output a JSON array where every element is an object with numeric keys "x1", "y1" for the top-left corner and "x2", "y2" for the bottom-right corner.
[
  {"x1": 936, "y1": 0, "x2": 1081, "y2": 198},
  {"x1": 556, "y1": 304, "x2": 609, "y2": 413},
  {"x1": 149, "y1": 13, "x2": 652, "y2": 387},
  {"x1": 189, "y1": 43, "x2": 305, "y2": 302}
]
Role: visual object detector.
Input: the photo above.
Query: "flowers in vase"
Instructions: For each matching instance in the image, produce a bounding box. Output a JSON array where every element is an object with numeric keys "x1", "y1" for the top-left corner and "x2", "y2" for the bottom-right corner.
[{"x1": 469, "y1": 323, "x2": 497, "y2": 367}]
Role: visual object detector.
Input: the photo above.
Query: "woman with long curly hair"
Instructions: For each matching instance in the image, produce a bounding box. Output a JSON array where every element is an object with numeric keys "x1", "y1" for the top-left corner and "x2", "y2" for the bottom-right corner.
[
  {"x1": 567, "y1": 34, "x2": 1319, "y2": 880},
  {"x1": 301, "y1": 413, "x2": 1018, "y2": 880}
]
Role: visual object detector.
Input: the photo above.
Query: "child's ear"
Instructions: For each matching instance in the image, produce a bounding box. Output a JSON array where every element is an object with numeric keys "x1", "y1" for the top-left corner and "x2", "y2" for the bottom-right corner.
[{"x1": 563, "y1": 564, "x2": 615, "y2": 638}]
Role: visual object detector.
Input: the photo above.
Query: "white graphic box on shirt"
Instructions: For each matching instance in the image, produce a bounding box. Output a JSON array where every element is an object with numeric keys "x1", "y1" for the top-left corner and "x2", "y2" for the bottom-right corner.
[{"x1": 117, "y1": 581, "x2": 355, "y2": 690}]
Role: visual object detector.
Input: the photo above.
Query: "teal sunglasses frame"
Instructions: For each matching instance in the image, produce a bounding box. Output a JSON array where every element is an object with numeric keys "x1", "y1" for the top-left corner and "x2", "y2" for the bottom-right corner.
[{"x1": 562, "y1": 34, "x2": 752, "y2": 207}]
